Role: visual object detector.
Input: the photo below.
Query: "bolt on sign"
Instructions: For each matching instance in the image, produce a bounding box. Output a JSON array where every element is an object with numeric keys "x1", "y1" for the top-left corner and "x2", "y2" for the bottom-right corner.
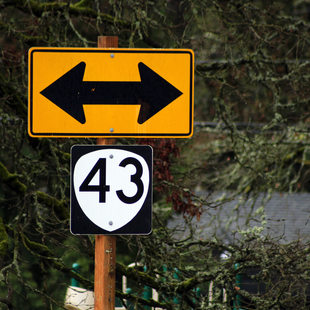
[{"x1": 28, "y1": 48, "x2": 194, "y2": 138}]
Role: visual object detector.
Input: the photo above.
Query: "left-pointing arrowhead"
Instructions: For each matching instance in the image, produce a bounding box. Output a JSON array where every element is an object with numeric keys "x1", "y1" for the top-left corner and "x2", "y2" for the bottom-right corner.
[
  {"x1": 137, "y1": 62, "x2": 183, "y2": 124},
  {"x1": 40, "y1": 62, "x2": 86, "y2": 124}
]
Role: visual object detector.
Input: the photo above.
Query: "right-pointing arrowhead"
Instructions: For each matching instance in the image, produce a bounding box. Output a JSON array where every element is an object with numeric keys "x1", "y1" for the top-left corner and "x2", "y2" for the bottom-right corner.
[
  {"x1": 137, "y1": 62, "x2": 183, "y2": 124},
  {"x1": 40, "y1": 62, "x2": 86, "y2": 124}
]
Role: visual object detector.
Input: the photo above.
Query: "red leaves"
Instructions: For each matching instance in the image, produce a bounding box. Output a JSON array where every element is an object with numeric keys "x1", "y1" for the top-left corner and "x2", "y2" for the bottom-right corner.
[
  {"x1": 138, "y1": 139, "x2": 201, "y2": 217},
  {"x1": 138, "y1": 139, "x2": 179, "y2": 189},
  {"x1": 166, "y1": 189, "x2": 201, "y2": 218}
]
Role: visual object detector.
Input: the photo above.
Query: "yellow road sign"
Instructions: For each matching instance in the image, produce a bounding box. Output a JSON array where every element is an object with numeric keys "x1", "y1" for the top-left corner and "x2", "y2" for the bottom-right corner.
[{"x1": 28, "y1": 48, "x2": 194, "y2": 138}]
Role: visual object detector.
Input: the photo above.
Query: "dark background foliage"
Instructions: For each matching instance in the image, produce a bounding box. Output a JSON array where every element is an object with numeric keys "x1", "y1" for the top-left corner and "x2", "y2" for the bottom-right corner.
[{"x1": 1, "y1": 0, "x2": 310, "y2": 309}]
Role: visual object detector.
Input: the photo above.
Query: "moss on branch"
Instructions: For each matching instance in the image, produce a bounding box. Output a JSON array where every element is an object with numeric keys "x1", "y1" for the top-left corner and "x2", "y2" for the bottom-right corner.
[
  {"x1": 0, "y1": 217, "x2": 9, "y2": 258},
  {"x1": 0, "y1": 161, "x2": 26, "y2": 194},
  {"x1": 116, "y1": 289, "x2": 174, "y2": 310},
  {"x1": 0, "y1": 74, "x2": 27, "y2": 117},
  {"x1": 0, "y1": 21, "x2": 43, "y2": 45},
  {"x1": 36, "y1": 191, "x2": 69, "y2": 221},
  {"x1": 20, "y1": 231, "x2": 52, "y2": 257},
  {"x1": 20, "y1": 231, "x2": 93, "y2": 289},
  {"x1": 116, "y1": 262, "x2": 162, "y2": 290},
  {"x1": 0, "y1": 161, "x2": 69, "y2": 220},
  {"x1": 116, "y1": 261, "x2": 213, "y2": 297},
  {"x1": 8, "y1": 0, "x2": 129, "y2": 27},
  {"x1": 18, "y1": 235, "x2": 183, "y2": 307}
]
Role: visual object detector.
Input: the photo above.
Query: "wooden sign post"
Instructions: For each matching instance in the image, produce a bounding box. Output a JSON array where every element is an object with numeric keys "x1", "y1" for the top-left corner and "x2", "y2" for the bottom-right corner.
[{"x1": 95, "y1": 36, "x2": 118, "y2": 310}]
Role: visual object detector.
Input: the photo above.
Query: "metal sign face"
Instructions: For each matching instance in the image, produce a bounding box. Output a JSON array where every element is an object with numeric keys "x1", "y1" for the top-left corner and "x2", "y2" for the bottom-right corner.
[
  {"x1": 28, "y1": 48, "x2": 194, "y2": 138},
  {"x1": 71, "y1": 145, "x2": 152, "y2": 235}
]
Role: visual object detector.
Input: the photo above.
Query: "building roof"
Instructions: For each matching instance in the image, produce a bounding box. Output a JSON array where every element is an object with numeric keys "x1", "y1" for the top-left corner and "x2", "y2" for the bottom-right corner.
[{"x1": 167, "y1": 192, "x2": 310, "y2": 243}]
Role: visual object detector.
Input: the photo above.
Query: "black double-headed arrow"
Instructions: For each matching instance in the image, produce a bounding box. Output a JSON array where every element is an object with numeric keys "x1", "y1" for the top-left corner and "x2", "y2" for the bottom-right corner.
[{"x1": 40, "y1": 61, "x2": 183, "y2": 124}]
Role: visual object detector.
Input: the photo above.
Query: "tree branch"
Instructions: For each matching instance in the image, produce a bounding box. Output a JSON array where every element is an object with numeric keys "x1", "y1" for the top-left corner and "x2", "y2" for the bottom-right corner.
[
  {"x1": 4, "y1": 0, "x2": 130, "y2": 27},
  {"x1": 0, "y1": 161, "x2": 26, "y2": 194}
]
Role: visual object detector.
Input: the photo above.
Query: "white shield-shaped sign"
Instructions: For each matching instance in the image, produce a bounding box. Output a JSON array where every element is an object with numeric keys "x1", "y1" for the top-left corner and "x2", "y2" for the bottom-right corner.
[{"x1": 71, "y1": 145, "x2": 152, "y2": 235}]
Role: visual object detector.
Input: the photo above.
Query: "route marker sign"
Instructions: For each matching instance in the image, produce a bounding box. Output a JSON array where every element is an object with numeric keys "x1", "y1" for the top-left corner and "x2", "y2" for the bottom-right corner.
[
  {"x1": 28, "y1": 48, "x2": 194, "y2": 138},
  {"x1": 71, "y1": 145, "x2": 152, "y2": 235}
]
